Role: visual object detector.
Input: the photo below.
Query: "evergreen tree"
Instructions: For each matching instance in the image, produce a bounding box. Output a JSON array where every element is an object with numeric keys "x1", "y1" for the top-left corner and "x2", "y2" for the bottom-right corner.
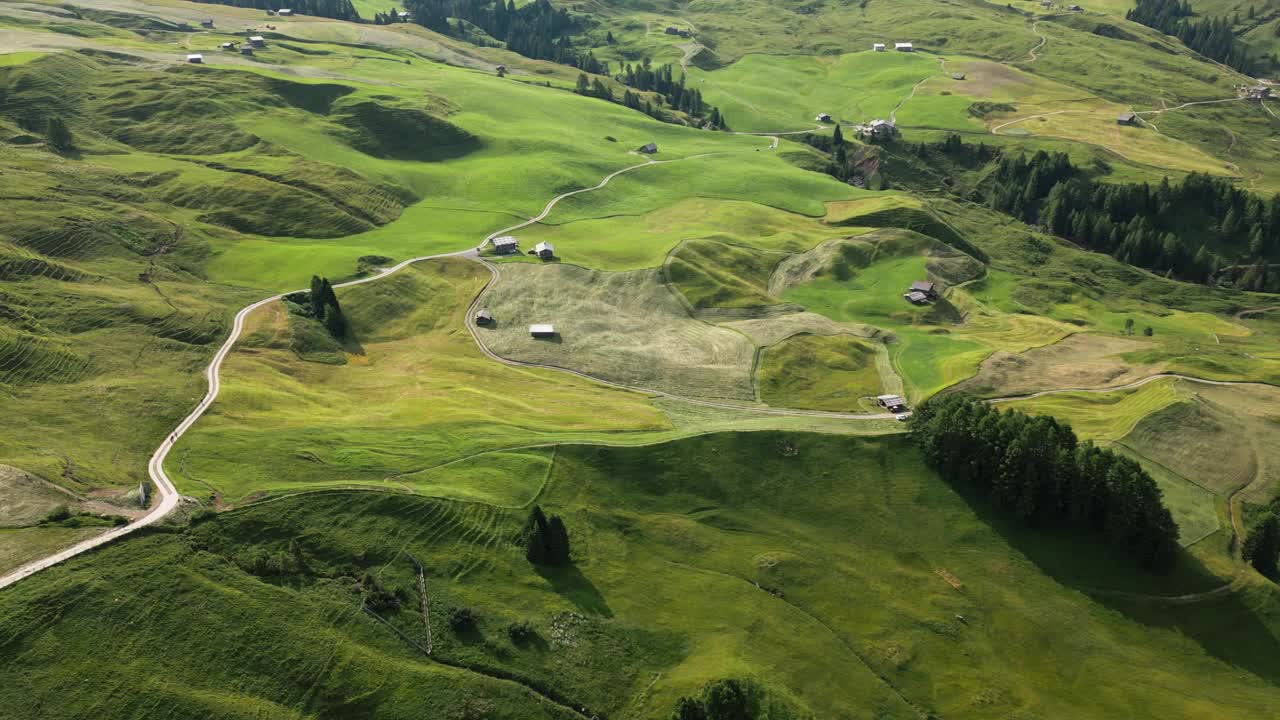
[
  {"x1": 523, "y1": 505, "x2": 549, "y2": 564},
  {"x1": 45, "y1": 116, "x2": 73, "y2": 153},
  {"x1": 1244, "y1": 513, "x2": 1280, "y2": 579},
  {"x1": 522, "y1": 505, "x2": 571, "y2": 565},
  {"x1": 575, "y1": 72, "x2": 590, "y2": 95},
  {"x1": 309, "y1": 276, "x2": 325, "y2": 318},
  {"x1": 910, "y1": 395, "x2": 1179, "y2": 570}
]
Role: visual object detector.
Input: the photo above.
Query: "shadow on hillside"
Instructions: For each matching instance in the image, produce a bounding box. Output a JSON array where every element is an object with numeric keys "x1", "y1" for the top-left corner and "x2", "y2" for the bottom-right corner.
[
  {"x1": 1104, "y1": 590, "x2": 1280, "y2": 686},
  {"x1": 535, "y1": 564, "x2": 612, "y2": 618},
  {"x1": 340, "y1": 329, "x2": 365, "y2": 356},
  {"x1": 951, "y1": 484, "x2": 1280, "y2": 685}
]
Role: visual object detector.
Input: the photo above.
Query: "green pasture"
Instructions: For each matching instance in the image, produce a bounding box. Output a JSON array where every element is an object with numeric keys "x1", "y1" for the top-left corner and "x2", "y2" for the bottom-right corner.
[
  {"x1": 1000, "y1": 377, "x2": 1185, "y2": 441},
  {"x1": 8, "y1": 433, "x2": 1280, "y2": 719},
  {"x1": 505, "y1": 198, "x2": 841, "y2": 272},
  {"x1": 686, "y1": 50, "x2": 941, "y2": 132}
]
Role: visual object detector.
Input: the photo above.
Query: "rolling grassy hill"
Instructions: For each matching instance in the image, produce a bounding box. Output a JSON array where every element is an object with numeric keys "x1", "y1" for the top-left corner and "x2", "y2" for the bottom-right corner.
[
  {"x1": 6, "y1": 433, "x2": 1280, "y2": 719},
  {"x1": 2, "y1": 0, "x2": 1280, "y2": 714}
]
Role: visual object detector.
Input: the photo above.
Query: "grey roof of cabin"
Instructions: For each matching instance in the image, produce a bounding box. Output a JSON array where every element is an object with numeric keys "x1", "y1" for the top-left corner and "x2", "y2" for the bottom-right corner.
[{"x1": 910, "y1": 280, "x2": 934, "y2": 292}]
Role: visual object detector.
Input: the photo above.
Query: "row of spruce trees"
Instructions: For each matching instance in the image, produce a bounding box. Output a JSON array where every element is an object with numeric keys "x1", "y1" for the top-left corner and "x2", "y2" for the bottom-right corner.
[
  {"x1": 305, "y1": 276, "x2": 347, "y2": 339},
  {"x1": 974, "y1": 145, "x2": 1280, "y2": 287},
  {"x1": 521, "y1": 505, "x2": 571, "y2": 565},
  {"x1": 404, "y1": 0, "x2": 726, "y2": 128},
  {"x1": 1126, "y1": 0, "x2": 1254, "y2": 74},
  {"x1": 910, "y1": 395, "x2": 1180, "y2": 570},
  {"x1": 191, "y1": 0, "x2": 359, "y2": 21},
  {"x1": 404, "y1": 0, "x2": 590, "y2": 65}
]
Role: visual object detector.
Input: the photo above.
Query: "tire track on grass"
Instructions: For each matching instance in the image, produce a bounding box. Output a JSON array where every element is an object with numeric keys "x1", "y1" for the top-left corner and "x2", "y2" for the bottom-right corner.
[{"x1": 984, "y1": 372, "x2": 1271, "y2": 404}]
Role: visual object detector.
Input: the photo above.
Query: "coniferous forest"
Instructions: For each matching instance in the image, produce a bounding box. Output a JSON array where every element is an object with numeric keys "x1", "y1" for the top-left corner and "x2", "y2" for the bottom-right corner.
[
  {"x1": 910, "y1": 395, "x2": 1180, "y2": 570},
  {"x1": 1126, "y1": 0, "x2": 1253, "y2": 73},
  {"x1": 984, "y1": 150, "x2": 1280, "y2": 287},
  {"x1": 191, "y1": 0, "x2": 359, "y2": 21}
]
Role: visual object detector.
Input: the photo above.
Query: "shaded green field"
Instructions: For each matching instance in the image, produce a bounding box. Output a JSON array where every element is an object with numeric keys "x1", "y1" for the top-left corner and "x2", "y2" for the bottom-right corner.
[{"x1": 6, "y1": 433, "x2": 1279, "y2": 719}]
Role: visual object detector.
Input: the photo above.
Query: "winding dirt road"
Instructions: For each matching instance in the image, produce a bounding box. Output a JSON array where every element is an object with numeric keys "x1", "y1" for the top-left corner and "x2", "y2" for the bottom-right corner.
[{"x1": 0, "y1": 135, "x2": 888, "y2": 591}]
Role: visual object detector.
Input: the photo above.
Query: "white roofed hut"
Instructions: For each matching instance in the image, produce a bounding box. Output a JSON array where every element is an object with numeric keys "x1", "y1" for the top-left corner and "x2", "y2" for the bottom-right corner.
[
  {"x1": 529, "y1": 324, "x2": 556, "y2": 338},
  {"x1": 873, "y1": 43, "x2": 886, "y2": 52},
  {"x1": 894, "y1": 42, "x2": 913, "y2": 52},
  {"x1": 492, "y1": 235, "x2": 519, "y2": 254},
  {"x1": 277, "y1": 8, "x2": 293, "y2": 16},
  {"x1": 186, "y1": 54, "x2": 204, "y2": 64},
  {"x1": 248, "y1": 35, "x2": 266, "y2": 47},
  {"x1": 534, "y1": 241, "x2": 555, "y2": 259}
]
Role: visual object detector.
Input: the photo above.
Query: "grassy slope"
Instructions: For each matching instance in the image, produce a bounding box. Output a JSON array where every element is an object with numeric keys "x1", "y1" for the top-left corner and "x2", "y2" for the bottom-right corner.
[
  {"x1": 6, "y1": 433, "x2": 1280, "y2": 718},
  {"x1": 171, "y1": 259, "x2": 671, "y2": 504},
  {"x1": 757, "y1": 333, "x2": 885, "y2": 411}
]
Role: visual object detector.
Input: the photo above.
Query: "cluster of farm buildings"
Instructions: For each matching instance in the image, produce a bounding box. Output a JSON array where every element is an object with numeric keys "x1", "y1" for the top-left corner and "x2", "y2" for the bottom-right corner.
[
  {"x1": 185, "y1": 10, "x2": 346, "y2": 63},
  {"x1": 477, "y1": 235, "x2": 561, "y2": 338}
]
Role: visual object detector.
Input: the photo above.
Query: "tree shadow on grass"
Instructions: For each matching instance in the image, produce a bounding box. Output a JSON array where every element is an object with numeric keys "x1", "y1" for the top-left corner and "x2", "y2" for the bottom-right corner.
[
  {"x1": 950, "y1": 483, "x2": 1280, "y2": 685},
  {"x1": 534, "y1": 564, "x2": 613, "y2": 618},
  {"x1": 1104, "y1": 589, "x2": 1280, "y2": 685}
]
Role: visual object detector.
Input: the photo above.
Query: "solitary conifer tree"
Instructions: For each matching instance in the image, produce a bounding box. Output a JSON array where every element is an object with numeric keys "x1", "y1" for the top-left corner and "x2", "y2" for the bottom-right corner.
[{"x1": 45, "y1": 116, "x2": 74, "y2": 154}]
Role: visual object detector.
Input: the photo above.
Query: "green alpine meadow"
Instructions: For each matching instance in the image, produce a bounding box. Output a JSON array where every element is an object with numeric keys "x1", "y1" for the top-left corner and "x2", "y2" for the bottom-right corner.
[{"x1": 1, "y1": 0, "x2": 1279, "y2": 717}]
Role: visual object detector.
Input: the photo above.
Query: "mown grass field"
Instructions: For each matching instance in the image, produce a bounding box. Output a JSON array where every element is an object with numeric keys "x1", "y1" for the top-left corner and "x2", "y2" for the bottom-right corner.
[{"x1": 6, "y1": 433, "x2": 1280, "y2": 719}]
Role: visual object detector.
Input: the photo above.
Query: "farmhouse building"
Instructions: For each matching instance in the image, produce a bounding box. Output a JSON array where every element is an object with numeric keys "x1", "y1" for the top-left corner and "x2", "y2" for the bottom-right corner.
[
  {"x1": 895, "y1": 42, "x2": 913, "y2": 52},
  {"x1": 278, "y1": 8, "x2": 293, "y2": 16},
  {"x1": 1116, "y1": 112, "x2": 1137, "y2": 125},
  {"x1": 240, "y1": 46, "x2": 255, "y2": 55},
  {"x1": 665, "y1": 26, "x2": 680, "y2": 35},
  {"x1": 816, "y1": 112, "x2": 833, "y2": 123},
  {"x1": 952, "y1": 73, "x2": 966, "y2": 80},
  {"x1": 201, "y1": 19, "x2": 214, "y2": 28},
  {"x1": 1068, "y1": 4, "x2": 1081, "y2": 9},
  {"x1": 873, "y1": 43, "x2": 886, "y2": 52},
  {"x1": 534, "y1": 241, "x2": 555, "y2": 259},
  {"x1": 475, "y1": 309, "x2": 493, "y2": 326},
  {"x1": 1246, "y1": 85, "x2": 1271, "y2": 101},
  {"x1": 909, "y1": 280, "x2": 937, "y2": 298},
  {"x1": 529, "y1": 324, "x2": 556, "y2": 338},
  {"x1": 858, "y1": 119, "x2": 895, "y2": 139},
  {"x1": 186, "y1": 54, "x2": 204, "y2": 64},
  {"x1": 249, "y1": 36, "x2": 266, "y2": 47},
  {"x1": 877, "y1": 395, "x2": 908, "y2": 412},
  {"x1": 220, "y1": 42, "x2": 236, "y2": 49},
  {"x1": 638, "y1": 142, "x2": 658, "y2": 154},
  {"x1": 492, "y1": 235, "x2": 519, "y2": 254},
  {"x1": 904, "y1": 291, "x2": 929, "y2": 305}
]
